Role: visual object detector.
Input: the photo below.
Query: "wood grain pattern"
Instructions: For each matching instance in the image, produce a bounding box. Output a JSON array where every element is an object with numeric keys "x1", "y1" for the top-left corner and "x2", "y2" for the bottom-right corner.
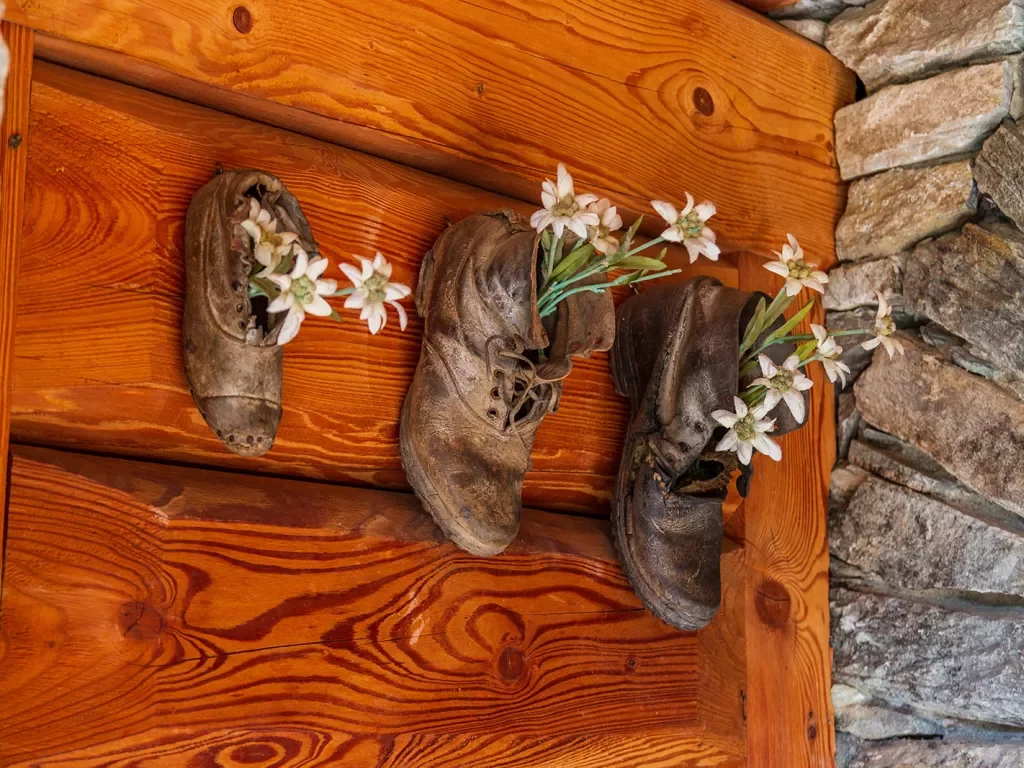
[
  {"x1": 12, "y1": 63, "x2": 737, "y2": 516},
  {"x1": 12, "y1": 0, "x2": 854, "y2": 260},
  {"x1": 0, "y1": 21, "x2": 33, "y2": 592},
  {"x1": 738, "y1": 252, "x2": 837, "y2": 767},
  {"x1": 0, "y1": 446, "x2": 745, "y2": 767}
]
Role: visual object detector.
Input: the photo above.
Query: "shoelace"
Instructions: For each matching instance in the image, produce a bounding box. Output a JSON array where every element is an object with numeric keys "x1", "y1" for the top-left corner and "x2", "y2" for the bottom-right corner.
[{"x1": 485, "y1": 336, "x2": 542, "y2": 431}]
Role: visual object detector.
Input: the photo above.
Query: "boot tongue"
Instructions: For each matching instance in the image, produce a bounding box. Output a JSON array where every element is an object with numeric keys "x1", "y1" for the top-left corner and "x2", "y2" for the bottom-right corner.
[{"x1": 535, "y1": 272, "x2": 615, "y2": 383}]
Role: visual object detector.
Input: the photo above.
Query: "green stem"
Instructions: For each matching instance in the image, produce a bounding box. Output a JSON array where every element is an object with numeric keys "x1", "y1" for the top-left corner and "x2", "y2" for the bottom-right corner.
[
  {"x1": 538, "y1": 268, "x2": 681, "y2": 317},
  {"x1": 330, "y1": 286, "x2": 356, "y2": 297},
  {"x1": 621, "y1": 235, "x2": 666, "y2": 258}
]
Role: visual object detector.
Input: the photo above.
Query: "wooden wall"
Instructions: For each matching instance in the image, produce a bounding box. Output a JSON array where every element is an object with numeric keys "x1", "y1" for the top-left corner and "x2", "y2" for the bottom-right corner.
[{"x1": 0, "y1": 3, "x2": 855, "y2": 766}]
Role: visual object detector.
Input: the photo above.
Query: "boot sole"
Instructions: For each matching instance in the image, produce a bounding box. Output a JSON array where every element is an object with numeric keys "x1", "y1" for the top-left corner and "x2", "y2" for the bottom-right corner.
[
  {"x1": 399, "y1": 392, "x2": 507, "y2": 557},
  {"x1": 609, "y1": 297, "x2": 719, "y2": 632}
]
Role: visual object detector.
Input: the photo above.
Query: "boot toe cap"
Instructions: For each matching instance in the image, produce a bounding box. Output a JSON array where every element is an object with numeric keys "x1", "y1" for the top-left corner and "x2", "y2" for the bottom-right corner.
[{"x1": 198, "y1": 396, "x2": 281, "y2": 456}]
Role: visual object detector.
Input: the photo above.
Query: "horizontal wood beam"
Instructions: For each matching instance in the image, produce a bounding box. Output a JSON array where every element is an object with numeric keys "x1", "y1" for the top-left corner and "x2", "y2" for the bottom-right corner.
[
  {"x1": 12, "y1": 63, "x2": 739, "y2": 516},
  {"x1": 10, "y1": 0, "x2": 854, "y2": 258},
  {"x1": 0, "y1": 445, "x2": 746, "y2": 766}
]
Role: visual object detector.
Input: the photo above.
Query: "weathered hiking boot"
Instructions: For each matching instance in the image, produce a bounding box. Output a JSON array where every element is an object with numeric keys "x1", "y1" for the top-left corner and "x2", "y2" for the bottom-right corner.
[
  {"x1": 184, "y1": 169, "x2": 318, "y2": 456},
  {"x1": 610, "y1": 277, "x2": 805, "y2": 630},
  {"x1": 401, "y1": 211, "x2": 614, "y2": 556}
]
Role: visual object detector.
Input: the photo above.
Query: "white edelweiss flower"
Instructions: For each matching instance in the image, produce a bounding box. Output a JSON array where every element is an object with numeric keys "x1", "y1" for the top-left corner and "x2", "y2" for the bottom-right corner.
[
  {"x1": 586, "y1": 198, "x2": 623, "y2": 256},
  {"x1": 711, "y1": 396, "x2": 781, "y2": 466},
  {"x1": 651, "y1": 193, "x2": 719, "y2": 263},
  {"x1": 240, "y1": 198, "x2": 301, "y2": 277},
  {"x1": 340, "y1": 252, "x2": 412, "y2": 335},
  {"x1": 811, "y1": 324, "x2": 852, "y2": 387},
  {"x1": 763, "y1": 234, "x2": 828, "y2": 297},
  {"x1": 529, "y1": 163, "x2": 600, "y2": 240},
  {"x1": 861, "y1": 291, "x2": 905, "y2": 358},
  {"x1": 266, "y1": 252, "x2": 337, "y2": 346},
  {"x1": 750, "y1": 353, "x2": 814, "y2": 424}
]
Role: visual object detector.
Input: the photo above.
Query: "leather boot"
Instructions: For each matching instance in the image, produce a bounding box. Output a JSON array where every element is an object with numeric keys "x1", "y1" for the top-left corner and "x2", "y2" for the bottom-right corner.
[
  {"x1": 401, "y1": 211, "x2": 614, "y2": 556},
  {"x1": 610, "y1": 277, "x2": 805, "y2": 630},
  {"x1": 184, "y1": 170, "x2": 318, "y2": 456}
]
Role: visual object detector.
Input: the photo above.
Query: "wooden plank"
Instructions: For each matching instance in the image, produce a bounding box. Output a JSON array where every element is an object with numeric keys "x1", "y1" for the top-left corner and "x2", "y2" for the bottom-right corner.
[
  {"x1": 0, "y1": 445, "x2": 745, "y2": 767},
  {"x1": 12, "y1": 62, "x2": 737, "y2": 515},
  {"x1": 0, "y1": 22, "x2": 33, "y2": 592},
  {"x1": 12, "y1": 0, "x2": 854, "y2": 260},
  {"x1": 738, "y1": 252, "x2": 837, "y2": 767}
]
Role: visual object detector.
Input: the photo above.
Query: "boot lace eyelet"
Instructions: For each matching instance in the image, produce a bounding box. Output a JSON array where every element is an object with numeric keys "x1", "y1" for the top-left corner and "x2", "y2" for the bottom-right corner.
[{"x1": 487, "y1": 408, "x2": 499, "y2": 419}]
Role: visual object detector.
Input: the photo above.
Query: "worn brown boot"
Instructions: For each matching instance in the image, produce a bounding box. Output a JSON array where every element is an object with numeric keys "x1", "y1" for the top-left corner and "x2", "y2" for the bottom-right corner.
[
  {"x1": 184, "y1": 169, "x2": 318, "y2": 456},
  {"x1": 610, "y1": 277, "x2": 805, "y2": 630},
  {"x1": 401, "y1": 211, "x2": 614, "y2": 556}
]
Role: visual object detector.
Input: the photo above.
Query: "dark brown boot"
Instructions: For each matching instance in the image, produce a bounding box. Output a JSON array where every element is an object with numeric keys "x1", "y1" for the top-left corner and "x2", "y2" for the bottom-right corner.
[
  {"x1": 401, "y1": 211, "x2": 613, "y2": 556},
  {"x1": 184, "y1": 170, "x2": 318, "y2": 456},
  {"x1": 610, "y1": 277, "x2": 804, "y2": 630}
]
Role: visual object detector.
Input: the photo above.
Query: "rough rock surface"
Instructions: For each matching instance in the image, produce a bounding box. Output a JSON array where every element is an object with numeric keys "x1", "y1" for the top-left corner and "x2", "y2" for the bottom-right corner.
[
  {"x1": 832, "y1": 684, "x2": 944, "y2": 741},
  {"x1": 837, "y1": 392, "x2": 860, "y2": 459},
  {"x1": 835, "y1": 160, "x2": 977, "y2": 262},
  {"x1": 856, "y1": 335, "x2": 1024, "y2": 518},
  {"x1": 832, "y1": 589, "x2": 1024, "y2": 726},
  {"x1": 831, "y1": 474, "x2": 1024, "y2": 596},
  {"x1": 823, "y1": 256, "x2": 902, "y2": 311},
  {"x1": 977, "y1": 118, "x2": 1024, "y2": 230},
  {"x1": 904, "y1": 221, "x2": 1024, "y2": 377},
  {"x1": 835, "y1": 59, "x2": 1024, "y2": 180},
  {"x1": 825, "y1": 0, "x2": 1024, "y2": 92},
  {"x1": 779, "y1": 19, "x2": 827, "y2": 45},
  {"x1": 849, "y1": 431, "x2": 1024, "y2": 534},
  {"x1": 848, "y1": 739, "x2": 1024, "y2": 768}
]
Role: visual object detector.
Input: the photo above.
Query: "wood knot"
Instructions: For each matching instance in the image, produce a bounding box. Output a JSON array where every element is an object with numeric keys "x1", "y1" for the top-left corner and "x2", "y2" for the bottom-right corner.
[
  {"x1": 754, "y1": 578, "x2": 791, "y2": 628},
  {"x1": 8, "y1": 133, "x2": 21, "y2": 150},
  {"x1": 118, "y1": 600, "x2": 163, "y2": 641},
  {"x1": 231, "y1": 744, "x2": 276, "y2": 763},
  {"x1": 693, "y1": 87, "x2": 715, "y2": 116},
  {"x1": 498, "y1": 646, "x2": 525, "y2": 682},
  {"x1": 232, "y1": 6, "x2": 253, "y2": 33}
]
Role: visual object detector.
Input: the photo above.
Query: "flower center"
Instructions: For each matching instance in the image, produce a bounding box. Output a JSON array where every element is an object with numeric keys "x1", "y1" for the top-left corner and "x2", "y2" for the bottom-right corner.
[
  {"x1": 771, "y1": 369, "x2": 794, "y2": 392},
  {"x1": 363, "y1": 272, "x2": 388, "y2": 304},
  {"x1": 291, "y1": 275, "x2": 317, "y2": 305},
  {"x1": 734, "y1": 414, "x2": 757, "y2": 442},
  {"x1": 551, "y1": 194, "x2": 580, "y2": 218},
  {"x1": 678, "y1": 211, "x2": 705, "y2": 239},
  {"x1": 876, "y1": 316, "x2": 895, "y2": 338},
  {"x1": 788, "y1": 260, "x2": 813, "y2": 280}
]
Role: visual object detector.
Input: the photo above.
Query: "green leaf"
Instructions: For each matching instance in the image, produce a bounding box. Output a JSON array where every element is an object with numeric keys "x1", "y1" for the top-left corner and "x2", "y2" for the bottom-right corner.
[
  {"x1": 762, "y1": 290, "x2": 793, "y2": 330},
  {"x1": 249, "y1": 276, "x2": 279, "y2": 300},
  {"x1": 617, "y1": 216, "x2": 644, "y2": 254},
  {"x1": 549, "y1": 243, "x2": 596, "y2": 281},
  {"x1": 796, "y1": 339, "x2": 818, "y2": 361},
  {"x1": 328, "y1": 308, "x2": 342, "y2": 323},
  {"x1": 550, "y1": 235, "x2": 564, "y2": 267},
  {"x1": 542, "y1": 231, "x2": 553, "y2": 252},
  {"x1": 739, "y1": 297, "x2": 767, "y2": 356},
  {"x1": 763, "y1": 299, "x2": 815, "y2": 346},
  {"x1": 615, "y1": 256, "x2": 667, "y2": 271}
]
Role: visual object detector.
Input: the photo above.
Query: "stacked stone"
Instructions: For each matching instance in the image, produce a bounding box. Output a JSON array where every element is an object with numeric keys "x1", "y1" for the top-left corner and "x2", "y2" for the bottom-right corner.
[{"x1": 816, "y1": 1, "x2": 1024, "y2": 765}]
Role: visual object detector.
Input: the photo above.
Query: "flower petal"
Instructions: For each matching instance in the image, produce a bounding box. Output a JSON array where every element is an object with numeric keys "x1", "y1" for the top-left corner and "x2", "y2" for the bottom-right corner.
[
  {"x1": 307, "y1": 257, "x2": 330, "y2": 279},
  {"x1": 752, "y1": 433, "x2": 782, "y2": 462},
  {"x1": 783, "y1": 389, "x2": 806, "y2": 424},
  {"x1": 290, "y1": 249, "x2": 309, "y2": 279},
  {"x1": 316, "y1": 278, "x2": 338, "y2": 295},
  {"x1": 763, "y1": 261, "x2": 789, "y2": 277},
  {"x1": 651, "y1": 200, "x2": 678, "y2": 225},
  {"x1": 276, "y1": 309, "x2": 303, "y2": 345},
  {"x1": 304, "y1": 294, "x2": 332, "y2": 317},
  {"x1": 340, "y1": 262, "x2": 364, "y2": 286},
  {"x1": 267, "y1": 292, "x2": 294, "y2": 314},
  {"x1": 389, "y1": 300, "x2": 408, "y2": 331},
  {"x1": 712, "y1": 410, "x2": 740, "y2": 428},
  {"x1": 716, "y1": 430, "x2": 740, "y2": 453},
  {"x1": 737, "y1": 441, "x2": 753, "y2": 465},
  {"x1": 694, "y1": 201, "x2": 716, "y2": 221}
]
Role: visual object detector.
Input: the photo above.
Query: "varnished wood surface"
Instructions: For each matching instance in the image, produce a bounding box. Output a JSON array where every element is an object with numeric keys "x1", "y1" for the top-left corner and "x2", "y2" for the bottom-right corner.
[
  {"x1": 738, "y1": 252, "x2": 836, "y2": 767},
  {"x1": 0, "y1": 446, "x2": 745, "y2": 767},
  {"x1": 11, "y1": 0, "x2": 854, "y2": 259},
  {"x1": 0, "y1": 22, "x2": 33, "y2": 590},
  {"x1": 12, "y1": 63, "x2": 738, "y2": 516}
]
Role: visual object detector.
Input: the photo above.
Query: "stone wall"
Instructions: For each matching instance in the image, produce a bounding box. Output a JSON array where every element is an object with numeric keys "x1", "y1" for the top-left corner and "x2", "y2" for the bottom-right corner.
[{"x1": 775, "y1": 1, "x2": 1024, "y2": 766}]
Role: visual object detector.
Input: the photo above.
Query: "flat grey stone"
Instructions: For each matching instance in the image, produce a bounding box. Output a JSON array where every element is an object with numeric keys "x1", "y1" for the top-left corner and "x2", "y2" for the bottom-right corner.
[
  {"x1": 904, "y1": 221, "x2": 1024, "y2": 378},
  {"x1": 826, "y1": 0, "x2": 1024, "y2": 92},
  {"x1": 849, "y1": 431, "x2": 1024, "y2": 534},
  {"x1": 831, "y1": 462, "x2": 870, "y2": 518},
  {"x1": 824, "y1": 256, "x2": 903, "y2": 311},
  {"x1": 835, "y1": 161, "x2": 977, "y2": 263},
  {"x1": 832, "y1": 589, "x2": 1024, "y2": 726},
  {"x1": 770, "y1": 0, "x2": 854, "y2": 21},
  {"x1": 856, "y1": 335, "x2": 1024, "y2": 518},
  {"x1": 977, "y1": 118, "x2": 1024, "y2": 230},
  {"x1": 835, "y1": 59, "x2": 1024, "y2": 180},
  {"x1": 831, "y1": 474, "x2": 1024, "y2": 596},
  {"x1": 848, "y1": 739, "x2": 1024, "y2": 768},
  {"x1": 832, "y1": 684, "x2": 943, "y2": 740},
  {"x1": 779, "y1": 18, "x2": 827, "y2": 45}
]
